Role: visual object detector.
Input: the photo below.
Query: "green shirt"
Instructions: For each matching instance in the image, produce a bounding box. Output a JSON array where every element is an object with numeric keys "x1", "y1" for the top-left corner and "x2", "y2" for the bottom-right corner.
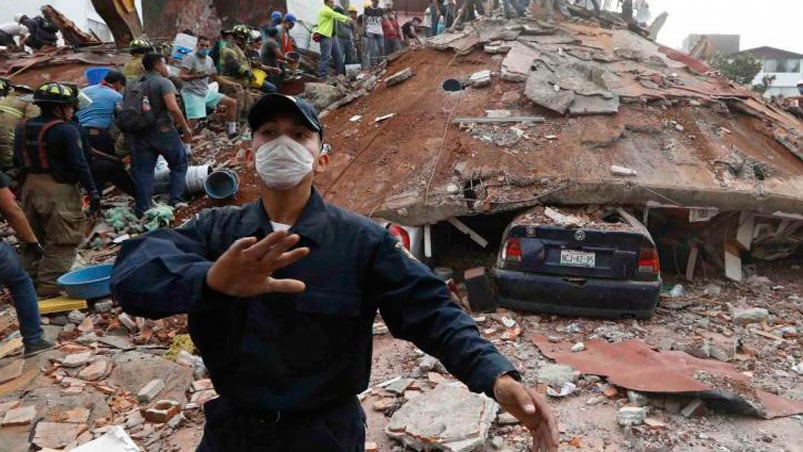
[{"x1": 316, "y1": 5, "x2": 349, "y2": 38}]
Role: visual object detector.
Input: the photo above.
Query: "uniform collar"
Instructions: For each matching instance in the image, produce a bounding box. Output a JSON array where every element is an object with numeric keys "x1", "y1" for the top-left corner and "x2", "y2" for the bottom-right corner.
[{"x1": 240, "y1": 188, "x2": 328, "y2": 246}]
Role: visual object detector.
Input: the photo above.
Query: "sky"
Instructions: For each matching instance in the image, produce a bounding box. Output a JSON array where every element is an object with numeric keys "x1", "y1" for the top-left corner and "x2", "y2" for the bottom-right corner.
[{"x1": 642, "y1": 0, "x2": 803, "y2": 53}]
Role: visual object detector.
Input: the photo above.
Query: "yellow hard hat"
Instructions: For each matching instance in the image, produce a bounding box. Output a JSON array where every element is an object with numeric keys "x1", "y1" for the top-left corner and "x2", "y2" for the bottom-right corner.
[{"x1": 349, "y1": 5, "x2": 358, "y2": 12}]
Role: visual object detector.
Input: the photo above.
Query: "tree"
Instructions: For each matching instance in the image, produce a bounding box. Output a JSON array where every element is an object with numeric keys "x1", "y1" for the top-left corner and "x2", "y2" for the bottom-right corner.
[
  {"x1": 752, "y1": 74, "x2": 776, "y2": 95},
  {"x1": 708, "y1": 52, "x2": 762, "y2": 86}
]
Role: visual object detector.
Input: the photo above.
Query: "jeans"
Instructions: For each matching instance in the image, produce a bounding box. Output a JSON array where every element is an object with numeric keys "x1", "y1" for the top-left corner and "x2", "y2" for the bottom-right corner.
[
  {"x1": 0, "y1": 240, "x2": 43, "y2": 346},
  {"x1": 502, "y1": 0, "x2": 527, "y2": 17},
  {"x1": 317, "y1": 36, "x2": 344, "y2": 78},
  {"x1": 384, "y1": 38, "x2": 402, "y2": 56},
  {"x1": 129, "y1": 128, "x2": 188, "y2": 214},
  {"x1": 338, "y1": 38, "x2": 356, "y2": 65},
  {"x1": 365, "y1": 33, "x2": 385, "y2": 67}
]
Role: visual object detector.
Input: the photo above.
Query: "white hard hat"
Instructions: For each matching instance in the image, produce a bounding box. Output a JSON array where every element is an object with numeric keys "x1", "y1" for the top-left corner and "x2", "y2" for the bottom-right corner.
[{"x1": 13, "y1": 13, "x2": 24, "y2": 23}]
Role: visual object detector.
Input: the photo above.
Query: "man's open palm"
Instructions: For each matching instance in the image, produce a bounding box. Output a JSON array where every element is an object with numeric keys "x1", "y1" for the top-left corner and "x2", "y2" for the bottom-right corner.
[{"x1": 206, "y1": 231, "x2": 310, "y2": 297}]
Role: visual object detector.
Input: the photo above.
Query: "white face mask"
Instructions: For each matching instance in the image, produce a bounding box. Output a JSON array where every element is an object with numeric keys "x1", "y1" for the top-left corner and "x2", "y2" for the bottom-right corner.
[{"x1": 254, "y1": 135, "x2": 315, "y2": 190}]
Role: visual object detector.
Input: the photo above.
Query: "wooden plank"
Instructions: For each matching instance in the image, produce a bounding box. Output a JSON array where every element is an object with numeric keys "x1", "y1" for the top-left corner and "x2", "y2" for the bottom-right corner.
[
  {"x1": 736, "y1": 212, "x2": 755, "y2": 250},
  {"x1": 39, "y1": 297, "x2": 88, "y2": 315},
  {"x1": 447, "y1": 218, "x2": 489, "y2": 248},
  {"x1": 685, "y1": 245, "x2": 699, "y2": 281},
  {"x1": 724, "y1": 241, "x2": 742, "y2": 282},
  {"x1": 452, "y1": 116, "x2": 546, "y2": 124}
]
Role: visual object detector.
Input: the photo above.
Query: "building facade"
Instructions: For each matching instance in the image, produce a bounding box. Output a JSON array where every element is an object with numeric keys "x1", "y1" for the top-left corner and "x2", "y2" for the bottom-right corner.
[{"x1": 735, "y1": 46, "x2": 803, "y2": 98}]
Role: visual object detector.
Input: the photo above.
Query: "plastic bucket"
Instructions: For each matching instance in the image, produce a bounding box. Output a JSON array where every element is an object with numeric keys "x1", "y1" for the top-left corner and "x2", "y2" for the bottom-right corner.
[
  {"x1": 204, "y1": 169, "x2": 240, "y2": 200},
  {"x1": 57, "y1": 264, "x2": 114, "y2": 299},
  {"x1": 154, "y1": 164, "x2": 210, "y2": 195},
  {"x1": 85, "y1": 67, "x2": 112, "y2": 85},
  {"x1": 251, "y1": 68, "x2": 267, "y2": 88},
  {"x1": 286, "y1": 51, "x2": 301, "y2": 71}
]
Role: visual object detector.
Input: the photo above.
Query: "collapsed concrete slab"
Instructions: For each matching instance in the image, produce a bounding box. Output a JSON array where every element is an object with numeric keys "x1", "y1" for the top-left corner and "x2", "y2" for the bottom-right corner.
[
  {"x1": 385, "y1": 383, "x2": 498, "y2": 452},
  {"x1": 501, "y1": 43, "x2": 539, "y2": 82}
]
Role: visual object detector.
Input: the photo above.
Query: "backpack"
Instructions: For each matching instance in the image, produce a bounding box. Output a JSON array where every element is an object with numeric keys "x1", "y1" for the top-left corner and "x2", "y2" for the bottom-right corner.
[{"x1": 116, "y1": 76, "x2": 157, "y2": 133}]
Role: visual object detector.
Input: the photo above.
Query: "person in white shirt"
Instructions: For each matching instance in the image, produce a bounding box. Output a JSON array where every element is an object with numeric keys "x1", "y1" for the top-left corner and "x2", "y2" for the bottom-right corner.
[{"x1": 0, "y1": 19, "x2": 29, "y2": 51}]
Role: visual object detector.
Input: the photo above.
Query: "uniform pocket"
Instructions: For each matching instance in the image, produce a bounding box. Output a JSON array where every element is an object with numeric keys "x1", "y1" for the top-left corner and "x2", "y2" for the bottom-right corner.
[{"x1": 47, "y1": 210, "x2": 86, "y2": 245}]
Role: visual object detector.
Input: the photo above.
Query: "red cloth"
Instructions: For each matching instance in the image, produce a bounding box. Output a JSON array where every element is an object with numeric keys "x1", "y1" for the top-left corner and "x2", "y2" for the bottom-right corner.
[{"x1": 381, "y1": 18, "x2": 400, "y2": 40}]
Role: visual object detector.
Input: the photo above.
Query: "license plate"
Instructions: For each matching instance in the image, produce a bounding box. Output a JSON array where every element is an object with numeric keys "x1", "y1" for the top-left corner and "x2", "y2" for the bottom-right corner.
[{"x1": 560, "y1": 250, "x2": 596, "y2": 268}]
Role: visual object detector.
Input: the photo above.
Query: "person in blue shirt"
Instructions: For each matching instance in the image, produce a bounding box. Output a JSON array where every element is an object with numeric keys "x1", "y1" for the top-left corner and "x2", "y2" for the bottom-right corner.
[
  {"x1": 110, "y1": 93, "x2": 559, "y2": 452},
  {"x1": 76, "y1": 71, "x2": 135, "y2": 197}
]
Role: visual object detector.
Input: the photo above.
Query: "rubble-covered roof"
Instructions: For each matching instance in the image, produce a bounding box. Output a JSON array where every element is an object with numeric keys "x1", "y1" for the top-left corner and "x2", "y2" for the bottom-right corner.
[{"x1": 318, "y1": 18, "x2": 803, "y2": 226}]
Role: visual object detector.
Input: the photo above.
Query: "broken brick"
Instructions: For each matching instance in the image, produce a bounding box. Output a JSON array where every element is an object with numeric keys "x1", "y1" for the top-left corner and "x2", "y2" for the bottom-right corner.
[
  {"x1": 143, "y1": 400, "x2": 180, "y2": 423},
  {"x1": 137, "y1": 378, "x2": 165, "y2": 402},
  {"x1": 0, "y1": 359, "x2": 25, "y2": 384},
  {"x1": 61, "y1": 352, "x2": 92, "y2": 368},
  {"x1": 77, "y1": 358, "x2": 110, "y2": 381},
  {"x1": 1, "y1": 405, "x2": 37, "y2": 426},
  {"x1": 602, "y1": 385, "x2": 619, "y2": 399}
]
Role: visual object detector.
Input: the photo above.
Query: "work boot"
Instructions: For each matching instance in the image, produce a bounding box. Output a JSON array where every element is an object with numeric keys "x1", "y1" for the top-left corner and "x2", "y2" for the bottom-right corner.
[
  {"x1": 36, "y1": 285, "x2": 63, "y2": 300},
  {"x1": 24, "y1": 339, "x2": 55, "y2": 358}
]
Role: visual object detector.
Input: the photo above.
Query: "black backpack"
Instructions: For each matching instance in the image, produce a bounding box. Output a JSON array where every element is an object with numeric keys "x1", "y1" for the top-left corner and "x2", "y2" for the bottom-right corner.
[{"x1": 116, "y1": 76, "x2": 157, "y2": 133}]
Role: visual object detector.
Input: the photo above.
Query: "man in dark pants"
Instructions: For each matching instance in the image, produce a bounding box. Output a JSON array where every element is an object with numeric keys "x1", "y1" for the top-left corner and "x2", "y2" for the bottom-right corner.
[
  {"x1": 13, "y1": 82, "x2": 100, "y2": 297},
  {"x1": 127, "y1": 53, "x2": 192, "y2": 215},
  {"x1": 0, "y1": 169, "x2": 53, "y2": 356},
  {"x1": 76, "y1": 71, "x2": 136, "y2": 198},
  {"x1": 111, "y1": 94, "x2": 559, "y2": 452}
]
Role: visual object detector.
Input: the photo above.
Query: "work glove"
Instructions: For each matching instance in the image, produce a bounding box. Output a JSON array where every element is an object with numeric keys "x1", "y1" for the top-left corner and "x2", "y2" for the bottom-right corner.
[
  {"x1": 89, "y1": 196, "x2": 102, "y2": 214},
  {"x1": 20, "y1": 242, "x2": 44, "y2": 261}
]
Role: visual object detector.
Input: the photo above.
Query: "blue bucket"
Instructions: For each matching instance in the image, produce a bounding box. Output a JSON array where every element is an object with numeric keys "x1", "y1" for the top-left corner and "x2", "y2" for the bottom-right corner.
[
  {"x1": 204, "y1": 169, "x2": 240, "y2": 200},
  {"x1": 85, "y1": 67, "x2": 112, "y2": 85},
  {"x1": 57, "y1": 264, "x2": 114, "y2": 299}
]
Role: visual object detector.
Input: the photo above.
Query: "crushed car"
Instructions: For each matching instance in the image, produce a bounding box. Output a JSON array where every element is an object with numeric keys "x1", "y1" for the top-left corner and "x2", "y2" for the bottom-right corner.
[{"x1": 493, "y1": 206, "x2": 661, "y2": 319}]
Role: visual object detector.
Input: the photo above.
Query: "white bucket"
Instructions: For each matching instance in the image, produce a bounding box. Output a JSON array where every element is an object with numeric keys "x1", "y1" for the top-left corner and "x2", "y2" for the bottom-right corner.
[{"x1": 154, "y1": 164, "x2": 209, "y2": 195}]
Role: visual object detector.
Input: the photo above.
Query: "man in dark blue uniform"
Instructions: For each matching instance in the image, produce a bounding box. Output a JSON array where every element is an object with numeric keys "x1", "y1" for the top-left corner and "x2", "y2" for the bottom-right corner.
[
  {"x1": 14, "y1": 82, "x2": 100, "y2": 298},
  {"x1": 111, "y1": 94, "x2": 559, "y2": 452}
]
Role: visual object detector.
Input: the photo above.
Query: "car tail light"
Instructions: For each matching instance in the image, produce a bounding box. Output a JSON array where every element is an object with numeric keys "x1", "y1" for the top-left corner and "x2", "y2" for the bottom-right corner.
[
  {"x1": 638, "y1": 248, "x2": 660, "y2": 274},
  {"x1": 388, "y1": 224, "x2": 411, "y2": 251},
  {"x1": 502, "y1": 238, "x2": 522, "y2": 264}
]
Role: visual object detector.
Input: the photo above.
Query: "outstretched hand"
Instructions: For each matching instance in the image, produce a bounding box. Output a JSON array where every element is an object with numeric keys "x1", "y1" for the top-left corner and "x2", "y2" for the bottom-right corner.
[
  {"x1": 493, "y1": 375, "x2": 560, "y2": 452},
  {"x1": 206, "y1": 230, "x2": 310, "y2": 297}
]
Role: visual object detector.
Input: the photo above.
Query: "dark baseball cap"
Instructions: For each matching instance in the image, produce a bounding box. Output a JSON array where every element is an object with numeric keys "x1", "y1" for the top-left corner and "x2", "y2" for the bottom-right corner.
[{"x1": 248, "y1": 93, "x2": 323, "y2": 139}]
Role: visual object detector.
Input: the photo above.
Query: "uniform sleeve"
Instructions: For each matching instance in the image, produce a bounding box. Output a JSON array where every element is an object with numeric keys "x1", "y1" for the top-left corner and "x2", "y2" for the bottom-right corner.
[
  {"x1": 370, "y1": 232, "x2": 516, "y2": 397},
  {"x1": 60, "y1": 125, "x2": 98, "y2": 197},
  {"x1": 111, "y1": 211, "x2": 235, "y2": 319}
]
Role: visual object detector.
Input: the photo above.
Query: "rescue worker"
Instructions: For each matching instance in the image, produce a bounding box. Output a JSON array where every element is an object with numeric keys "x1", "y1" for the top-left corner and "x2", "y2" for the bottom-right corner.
[
  {"x1": 279, "y1": 14, "x2": 297, "y2": 54},
  {"x1": 111, "y1": 93, "x2": 560, "y2": 452},
  {"x1": 13, "y1": 82, "x2": 99, "y2": 298},
  {"x1": 179, "y1": 36, "x2": 240, "y2": 137},
  {"x1": 219, "y1": 25, "x2": 254, "y2": 120},
  {"x1": 211, "y1": 29, "x2": 234, "y2": 73},
  {"x1": 127, "y1": 53, "x2": 192, "y2": 216},
  {"x1": 0, "y1": 77, "x2": 40, "y2": 175},
  {"x1": 0, "y1": 15, "x2": 29, "y2": 50},
  {"x1": 0, "y1": 168, "x2": 54, "y2": 356},
  {"x1": 123, "y1": 39, "x2": 155, "y2": 82},
  {"x1": 76, "y1": 71, "x2": 136, "y2": 198},
  {"x1": 316, "y1": 0, "x2": 351, "y2": 77},
  {"x1": 17, "y1": 14, "x2": 58, "y2": 50},
  {"x1": 335, "y1": 5, "x2": 357, "y2": 65}
]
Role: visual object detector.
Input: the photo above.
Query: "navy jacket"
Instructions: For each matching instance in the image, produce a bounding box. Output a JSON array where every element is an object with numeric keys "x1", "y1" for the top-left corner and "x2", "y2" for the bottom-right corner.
[{"x1": 111, "y1": 189, "x2": 515, "y2": 414}]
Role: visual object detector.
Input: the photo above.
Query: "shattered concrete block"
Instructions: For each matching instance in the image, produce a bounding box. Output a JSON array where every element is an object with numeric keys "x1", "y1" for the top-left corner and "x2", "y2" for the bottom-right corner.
[
  {"x1": 1, "y1": 405, "x2": 37, "y2": 426},
  {"x1": 385, "y1": 377, "x2": 415, "y2": 395},
  {"x1": 627, "y1": 390, "x2": 650, "y2": 407},
  {"x1": 78, "y1": 358, "x2": 110, "y2": 381},
  {"x1": 386, "y1": 384, "x2": 498, "y2": 452},
  {"x1": 571, "y1": 342, "x2": 585, "y2": 352},
  {"x1": 569, "y1": 94, "x2": 620, "y2": 116},
  {"x1": 501, "y1": 43, "x2": 538, "y2": 82},
  {"x1": 67, "y1": 310, "x2": 86, "y2": 325},
  {"x1": 469, "y1": 70, "x2": 492, "y2": 87},
  {"x1": 524, "y1": 73, "x2": 575, "y2": 114},
  {"x1": 537, "y1": 364, "x2": 578, "y2": 387},
  {"x1": 0, "y1": 359, "x2": 25, "y2": 384},
  {"x1": 118, "y1": 313, "x2": 137, "y2": 332},
  {"x1": 732, "y1": 308, "x2": 769, "y2": 326},
  {"x1": 32, "y1": 422, "x2": 84, "y2": 449},
  {"x1": 94, "y1": 299, "x2": 114, "y2": 313},
  {"x1": 137, "y1": 379, "x2": 166, "y2": 403},
  {"x1": 644, "y1": 417, "x2": 668, "y2": 430},
  {"x1": 62, "y1": 352, "x2": 92, "y2": 368},
  {"x1": 144, "y1": 400, "x2": 180, "y2": 423},
  {"x1": 190, "y1": 389, "x2": 218, "y2": 406},
  {"x1": 681, "y1": 399, "x2": 706, "y2": 418},
  {"x1": 617, "y1": 406, "x2": 646, "y2": 426},
  {"x1": 385, "y1": 68, "x2": 413, "y2": 86}
]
